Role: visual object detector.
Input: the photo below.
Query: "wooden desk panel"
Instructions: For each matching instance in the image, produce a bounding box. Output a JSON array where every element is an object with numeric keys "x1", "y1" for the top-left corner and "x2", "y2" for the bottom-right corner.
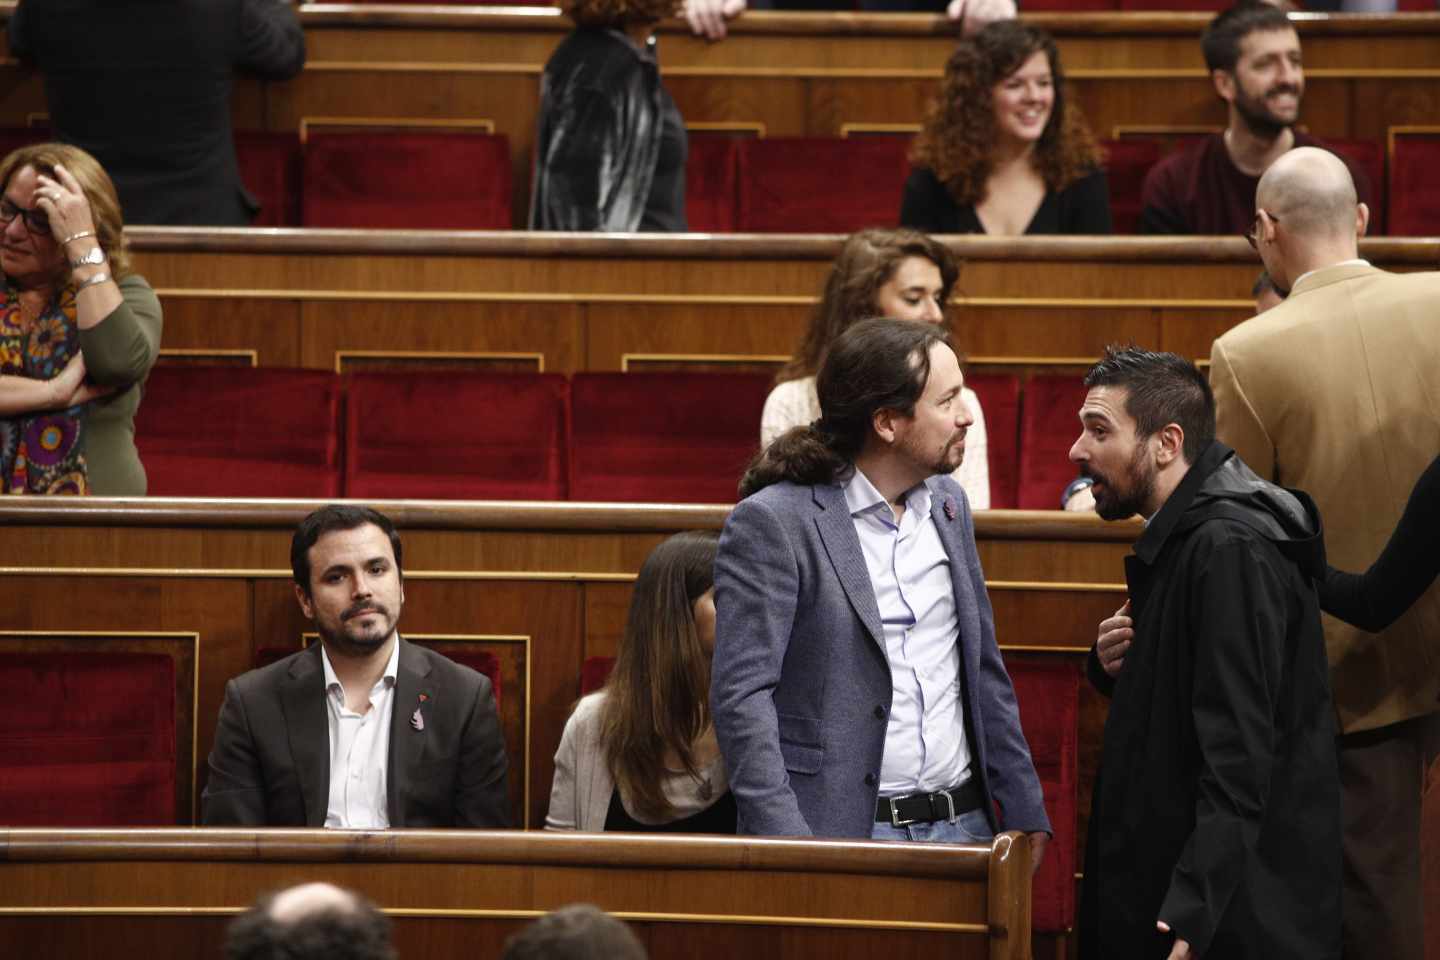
[{"x1": 0, "y1": 829, "x2": 1032, "y2": 960}]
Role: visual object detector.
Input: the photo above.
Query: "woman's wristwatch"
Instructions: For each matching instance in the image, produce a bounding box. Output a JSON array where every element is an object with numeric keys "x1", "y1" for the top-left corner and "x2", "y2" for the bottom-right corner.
[{"x1": 70, "y1": 245, "x2": 106, "y2": 269}]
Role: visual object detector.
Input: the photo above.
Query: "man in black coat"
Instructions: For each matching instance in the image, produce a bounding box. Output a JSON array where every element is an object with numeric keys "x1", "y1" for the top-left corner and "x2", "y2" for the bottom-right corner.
[
  {"x1": 1068, "y1": 347, "x2": 1340, "y2": 959},
  {"x1": 8, "y1": 0, "x2": 304, "y2": 226}
]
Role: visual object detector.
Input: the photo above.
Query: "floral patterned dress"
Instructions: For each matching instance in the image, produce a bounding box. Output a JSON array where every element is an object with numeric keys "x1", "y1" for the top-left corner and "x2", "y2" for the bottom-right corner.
[{"x1": 0, "y1": 280, "x2": 88, "y2": 494}]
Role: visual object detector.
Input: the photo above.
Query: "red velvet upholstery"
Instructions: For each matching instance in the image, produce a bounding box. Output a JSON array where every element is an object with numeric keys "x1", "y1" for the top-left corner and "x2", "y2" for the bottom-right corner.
[
  {"x1": 686, "y1": 133, "x2": 743, "y2": 233},
  {"x1": 1017, "y1": 375, "x2": 1087, "y2": 510},
  {"x1": 568, "y1": 372, "x2": 770, "y2": 503},
  {"x1": 580, "y1": 656, "x2": 616, "y2": 696},
  {"x1": 235, "y1": 130, "x2": 302, "y2": 227},
  {"x1": 1005, "y1": 655, "x2": 1080, "y2": 934},
  {"x1": 1388, "y1": 134, "x2": 1440, "y2": 237},
  {"x1": 302, "y1": 131, "x2": 512, "y2": 229},
  {"x1": 344, "y1": 371, "x2": 569, "y2": 500},
  {"x1": 966, "y1": 373, "x2": 1021, "y2": 509},
  {"x1": 1325, "y1": 138, "x2": 1385, "y2": 235},
  {"x1": 0, "y1": 652, "x2": 176, "y2": 825},
  {"x1": 1099, "y1": 139, "x2": 1163, "y2": 234},
  {"x1": 737, "y1": 137, "x2": 911, "y2": 233},
  {"x1": 135, "y1": 365, "x2": 343, "y2": 497}
]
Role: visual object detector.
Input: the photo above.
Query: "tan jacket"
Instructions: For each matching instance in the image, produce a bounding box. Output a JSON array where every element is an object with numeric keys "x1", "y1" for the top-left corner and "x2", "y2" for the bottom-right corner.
[{"x1": 1210, "y1": 262, "x2": 1440, "y2": 734}]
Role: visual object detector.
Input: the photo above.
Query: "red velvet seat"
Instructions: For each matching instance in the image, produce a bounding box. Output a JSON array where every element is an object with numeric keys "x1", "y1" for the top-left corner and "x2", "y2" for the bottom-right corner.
[
  {"x1": 1005, "y1": 655, "x2": 1080, "y2": 935},
  {"x1": 235, "y1": 130, "x2": 302, "y2": 227},
  {"x1": 0, "y1": 652, "x2": 176, "y2": 825},
  {"x1": 1017, "y1": 375, "x2": 1087, "y2": 510},
  {"x1": 135, "y1": 365, "x2": 342, "y2": 497},
  {"x1": 1325, "y1": 137, "x2": 1385, "y2": 235},
  {"x1": 580, "y1": 655, "x2": 616, "y2": 697},
  {"x1": 686, "y1": 133, "x2": 743, "y2": 233},
  {"x1": 1388, "y1": 133, "x2": 1440, "y2": 237},
  {"x1": 302, "y1": 130, "x2": 512, "y2": 229},
  {"x1": 568, "y1": 372, "x2": 770, "y2": 503},
  {"x1": 736, "y1": 137, "x2": 911, "y2": 233},
  {"x1": 966, "y1": 373, "x2": 1021, "y2": 509},
  {"x1": 1099, "y1": 139, "x2": 1163, "y2": 235},
  {"x1": 344, "y1": 371, "x2": 569, "y2": 500}
]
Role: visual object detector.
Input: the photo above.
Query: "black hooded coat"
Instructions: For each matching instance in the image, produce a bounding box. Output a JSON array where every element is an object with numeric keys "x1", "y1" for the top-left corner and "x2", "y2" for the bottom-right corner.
[{"x1": 1079, "y1": 441, "x2": 1341, "y2": 959}]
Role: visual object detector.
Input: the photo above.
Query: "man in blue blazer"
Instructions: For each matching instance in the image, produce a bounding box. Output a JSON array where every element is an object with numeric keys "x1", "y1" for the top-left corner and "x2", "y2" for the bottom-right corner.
[{"x1": 712, "y1": 318, "x2": 1050, "y2": 855}]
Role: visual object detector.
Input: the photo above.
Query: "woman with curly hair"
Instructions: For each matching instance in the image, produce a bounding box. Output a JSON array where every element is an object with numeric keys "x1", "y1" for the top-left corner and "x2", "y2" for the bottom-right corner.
[
  {"x1": 546, "y1": 531, "x2": 735, "y2": 833},
  {"x1": 0, "y1": 142, "x2": 161, "y2": 494},
  {"x1": 902, "y1": 21, "x2": 1111, "y2": 235},
  {"x1": 530, "y1": 0, "x2": 688, "y2": 232},
  {"x1": 760, "y1": 228, "x2": 990, "y2": 508}
]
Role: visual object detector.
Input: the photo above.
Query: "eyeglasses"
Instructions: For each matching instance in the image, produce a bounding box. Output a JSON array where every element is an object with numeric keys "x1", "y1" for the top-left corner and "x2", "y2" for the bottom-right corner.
[
  {"x1": 1245, "y1": 209, "x2": 1278, "y2": 250},
  {"x1": 0, "y1": 196, "x2": 51, "y2": 236}
]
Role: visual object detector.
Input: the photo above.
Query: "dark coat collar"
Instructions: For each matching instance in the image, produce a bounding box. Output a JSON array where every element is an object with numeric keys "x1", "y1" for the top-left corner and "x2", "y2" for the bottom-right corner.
[{"x1": 1133, "y1": 440, "x2": 1233, "y2": 567}]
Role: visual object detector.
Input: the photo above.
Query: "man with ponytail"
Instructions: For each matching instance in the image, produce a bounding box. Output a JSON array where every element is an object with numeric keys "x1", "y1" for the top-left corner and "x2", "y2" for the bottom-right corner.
[{"x1": 711, "y1": 318, "x2": 1049, "y2": 858}]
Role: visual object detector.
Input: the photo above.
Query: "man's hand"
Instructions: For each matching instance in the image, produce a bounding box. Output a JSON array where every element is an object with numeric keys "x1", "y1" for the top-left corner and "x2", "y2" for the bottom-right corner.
[
  {"x1": 683, "y1": 0, "x2": 745, "y2": 42},
  {"x1": 1157, "y1": 921, "x2": 1194, "y2": 959},
  {"x1": 944, "y1": 0, "x2": 1017, "y2": 36},
  {"x1": 1027, "y1": 831, "x2": 1048, "y2": 874},
  {"x1": 1095, "y1": 599, "x2": 1133, "y2": 678}
]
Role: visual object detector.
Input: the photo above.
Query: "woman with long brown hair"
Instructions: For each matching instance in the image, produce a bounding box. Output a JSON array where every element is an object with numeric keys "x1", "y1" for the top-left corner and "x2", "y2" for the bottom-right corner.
[
  {"x1": 761, "y1": 227, "x2": 990, "y2": 508},
  {"x1": 902, "y1": 20, "x2": 1110, "y2": 235},
  {"x1": 546, "y1": 531, "x2": 734, "y2": 832}
]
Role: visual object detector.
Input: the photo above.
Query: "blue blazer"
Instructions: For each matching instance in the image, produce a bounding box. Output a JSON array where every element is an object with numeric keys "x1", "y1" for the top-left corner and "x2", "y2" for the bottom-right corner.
[{"x1": 711, "y1": 474, "x2": 1050, "y2": 839}]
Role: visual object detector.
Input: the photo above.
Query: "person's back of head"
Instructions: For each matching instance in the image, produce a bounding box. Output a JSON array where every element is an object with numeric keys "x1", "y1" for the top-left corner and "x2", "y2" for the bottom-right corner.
[
  {"x1": 501, "y1": 904, "x2": 648, "y2": 960},
  {"x1": 225, "y1": 882, "x2": 396, "y2": 960},
  {"x1": 1254, "y1": 146, "x2": 1366, "y2": 287},
  {"x1": 741, "y1": 319, "x2": 951, "y2": 498}
]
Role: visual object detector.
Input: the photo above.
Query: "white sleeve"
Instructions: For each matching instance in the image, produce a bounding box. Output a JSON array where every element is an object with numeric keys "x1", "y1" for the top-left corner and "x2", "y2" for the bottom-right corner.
[{"x1": 955, "y1": 387, "x2": 990, "y2": 509}]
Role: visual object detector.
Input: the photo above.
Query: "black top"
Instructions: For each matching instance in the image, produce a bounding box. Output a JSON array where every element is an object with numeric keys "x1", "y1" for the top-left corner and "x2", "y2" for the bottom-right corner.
[
  {"x1": 639, "y1": 84, "x2": 688, "y2": 232},
  {"x1": 899, "y1": 166, "x2": 1113, "y2": 235},
  {"x1": 1320, "y1": 455, "x2": 1440, "y2": 633},
  {"x1": 8, "y1": 0, "x2": 305, "y2": 226},
  {"x1": 603, "y1": 787, "x2": 738, "y2": 834}
]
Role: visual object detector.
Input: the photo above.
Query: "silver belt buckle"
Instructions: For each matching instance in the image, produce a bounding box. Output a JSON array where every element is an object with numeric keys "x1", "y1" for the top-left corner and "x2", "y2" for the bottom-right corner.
[{"x1": 887, "y1": 795, "x2": 919, "y2": 828}]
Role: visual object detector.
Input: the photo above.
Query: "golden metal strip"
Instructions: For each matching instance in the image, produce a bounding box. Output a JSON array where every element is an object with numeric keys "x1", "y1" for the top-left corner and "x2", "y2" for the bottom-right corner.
[
  {"x1": 308, "y1": 60, "x2": 543, "y2": 75},
  {"x1": 987, "y1": 581, "x2": 1126, "y2": 592},
  {"x1": 620, "y1": 353, "x2": 789, "y2": 371},
  {"x1": 0, "y1": 630, "x2": 202, "y2": 824},
  {"x1": 158, "y1": 348, "x2": 259, "y2": 367},
  {"x1": 998, "y1": 644, "x2": 1092, "y2": 654},
  {"x1": 0, "y1": 906, "x2": 985, "y2": 932},
  {"x1": 839, "y1": 122, "x2": 920, "y2": 138},
  {"x1": 334, "y1": 350, "x2": 546, "y2": 374},
  {"x1": 957, "y1": 297, "x2": 1251, "y2": 309},
  {"x1": 299, "y1": 115, "x2": 496, "y2": 143},
  {"x1": 686, "y1": 121, "x2": 767, "y2": 137}
]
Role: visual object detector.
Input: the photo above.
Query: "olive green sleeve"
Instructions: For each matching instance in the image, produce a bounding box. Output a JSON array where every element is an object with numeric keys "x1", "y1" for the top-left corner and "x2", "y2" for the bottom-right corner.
[{"x1": 77, "y1": 274, "x2": 163, "y2": 387}]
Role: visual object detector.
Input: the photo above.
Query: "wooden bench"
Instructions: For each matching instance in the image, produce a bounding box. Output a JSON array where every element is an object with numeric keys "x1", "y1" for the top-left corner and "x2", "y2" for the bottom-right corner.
[{"x1": 0, "y1": 828, "x2": 1033, "y2": 959}]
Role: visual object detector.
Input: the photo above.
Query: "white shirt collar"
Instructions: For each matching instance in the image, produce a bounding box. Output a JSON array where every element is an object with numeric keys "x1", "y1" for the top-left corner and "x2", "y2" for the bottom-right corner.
[
  {"x1": 1292, "y1": 259, "x2": 1369, "y2": 291},
  {"x1": 321, "y1": 636, "x2": 400, "y2": 694},
  {"x1": 842, "y1": 466, "x2": 931, "y2": 523}
]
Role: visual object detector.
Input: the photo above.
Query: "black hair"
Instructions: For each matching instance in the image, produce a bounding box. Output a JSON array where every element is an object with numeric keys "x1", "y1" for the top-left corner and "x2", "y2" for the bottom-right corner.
[
  {"x1": 501, "y1": 904, "x2": 647, "y2": 960},
  {"x1": 1082, "y1": 346, "x2": 1216, "y2": 464},
  {"x1": 739, "y1": 319, "x2": 952, "y2": 498},
  {"x1": 1201, "y1": 1, "x2": 1294, "y2": 73},
  {"x1": 290, "y1": 505, "x2": 403, "y2": 596}
]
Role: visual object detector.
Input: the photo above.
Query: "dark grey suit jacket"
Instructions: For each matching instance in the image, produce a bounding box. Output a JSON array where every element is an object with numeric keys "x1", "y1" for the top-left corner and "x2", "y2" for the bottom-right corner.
[
  {"x1": 711, "y1": 474, "x2": 1050, "y2": 839},
  {"x1": 201, "y1": 638, "x2": 510, "y2": 828}
]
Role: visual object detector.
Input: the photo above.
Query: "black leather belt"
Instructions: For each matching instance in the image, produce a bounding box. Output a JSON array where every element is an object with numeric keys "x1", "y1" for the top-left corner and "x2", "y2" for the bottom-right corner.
[{"x1": 875, "y1": 779, "x2": 983, "y2": 827}]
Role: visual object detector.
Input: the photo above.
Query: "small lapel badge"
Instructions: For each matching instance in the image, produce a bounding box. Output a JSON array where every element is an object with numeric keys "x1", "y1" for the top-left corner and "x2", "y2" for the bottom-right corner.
[
  {"x1": 411, "y1": 693, "x2": 429, "y2": 731},
  {"x1": 943, "y1": 496, "x2": 957, "y2": 521}
]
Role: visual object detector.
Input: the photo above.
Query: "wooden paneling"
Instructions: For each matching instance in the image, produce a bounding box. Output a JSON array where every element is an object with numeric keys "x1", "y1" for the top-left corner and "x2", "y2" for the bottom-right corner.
[{"x1": 0, "y1": 829, "x2": 1031, "y2": 960}]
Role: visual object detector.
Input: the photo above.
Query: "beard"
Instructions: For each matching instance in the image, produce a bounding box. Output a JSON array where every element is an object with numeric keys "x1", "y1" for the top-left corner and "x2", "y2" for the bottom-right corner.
[
  {"x1": 1082, "y1": 443, "x2": 1156, "y2": 522},
  {"x1": 318, "y1": 600, "x2": 398, "y2": 657},
  {"x1": 1233, "y1": 74, "x2": 1301, "y2": 140},
  {"x1": 903, "y1": 428, "x2": 967, "y2": 478}
]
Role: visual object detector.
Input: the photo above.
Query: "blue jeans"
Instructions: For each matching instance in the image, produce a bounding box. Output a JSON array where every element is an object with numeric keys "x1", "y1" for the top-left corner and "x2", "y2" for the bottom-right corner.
[{"x1": 870, "y1": 806, "x2": 994, "y2": 844}]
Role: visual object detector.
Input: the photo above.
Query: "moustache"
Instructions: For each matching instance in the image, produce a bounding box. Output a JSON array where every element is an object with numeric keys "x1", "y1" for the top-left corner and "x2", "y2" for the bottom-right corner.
[
  {"x1": 343, "y1": 602, "x2": 388, "y2": 621},
  {"x1": 1265, "y1": 84, "x2": 1301, "y2": 99}
]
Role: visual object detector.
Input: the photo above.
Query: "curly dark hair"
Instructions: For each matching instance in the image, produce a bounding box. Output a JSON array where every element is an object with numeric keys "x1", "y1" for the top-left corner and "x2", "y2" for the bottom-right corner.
[
  {"x1": 777, "y1": 228, "x2": 959, "y2": 384},
  {"x1": 910, "y1": 20, "x2": 1102, "y2": 208},
  {"x1": 565, "y1": 0, "x2": 680, "y2": 27}
]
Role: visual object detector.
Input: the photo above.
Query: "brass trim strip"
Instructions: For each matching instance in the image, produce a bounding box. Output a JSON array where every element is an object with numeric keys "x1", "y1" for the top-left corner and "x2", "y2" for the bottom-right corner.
[
  {"x1": 334, "y1": 350, "x2": 546, "y2": 374},
  {"x1": 956, "y1": 297, "x2": 1251, "y2": 309},
  {"x1": 299, "y1": 115, "x2": 497, "y2": 143},
  {"x1": 0, "y1": 630, "x2": 202, "y2": 824},
  {"x1": 686, "y1": 121, "x2": 767, "y2": 138},
  {"x1": 0, "y1": 906, "x2": 985, "y2": 932},
  {"x1": 839, "y1": 123, "x2": 920, "y2": 138},
  {"x1": 158, "y1": 348, "x2": 260, "y2": 367},
  {"x1": 620, "y1": 353, "x2": 789, "y2": 371},
  {"x1": 987, "y1": 581, "x2": 1126, "y2": 592},
  {"x1": 998, "y1": 644, "x2": 1092, "y2": 654}
]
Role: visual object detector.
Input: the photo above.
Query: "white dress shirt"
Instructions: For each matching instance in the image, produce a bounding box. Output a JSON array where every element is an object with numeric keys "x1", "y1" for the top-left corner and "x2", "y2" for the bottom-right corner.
[
  {"x1": 321, "y1": 639, "x2": 399, "y2": 829},
  {"x1": 844, "y1": 468, "x2": 973, "y2": 795}
]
